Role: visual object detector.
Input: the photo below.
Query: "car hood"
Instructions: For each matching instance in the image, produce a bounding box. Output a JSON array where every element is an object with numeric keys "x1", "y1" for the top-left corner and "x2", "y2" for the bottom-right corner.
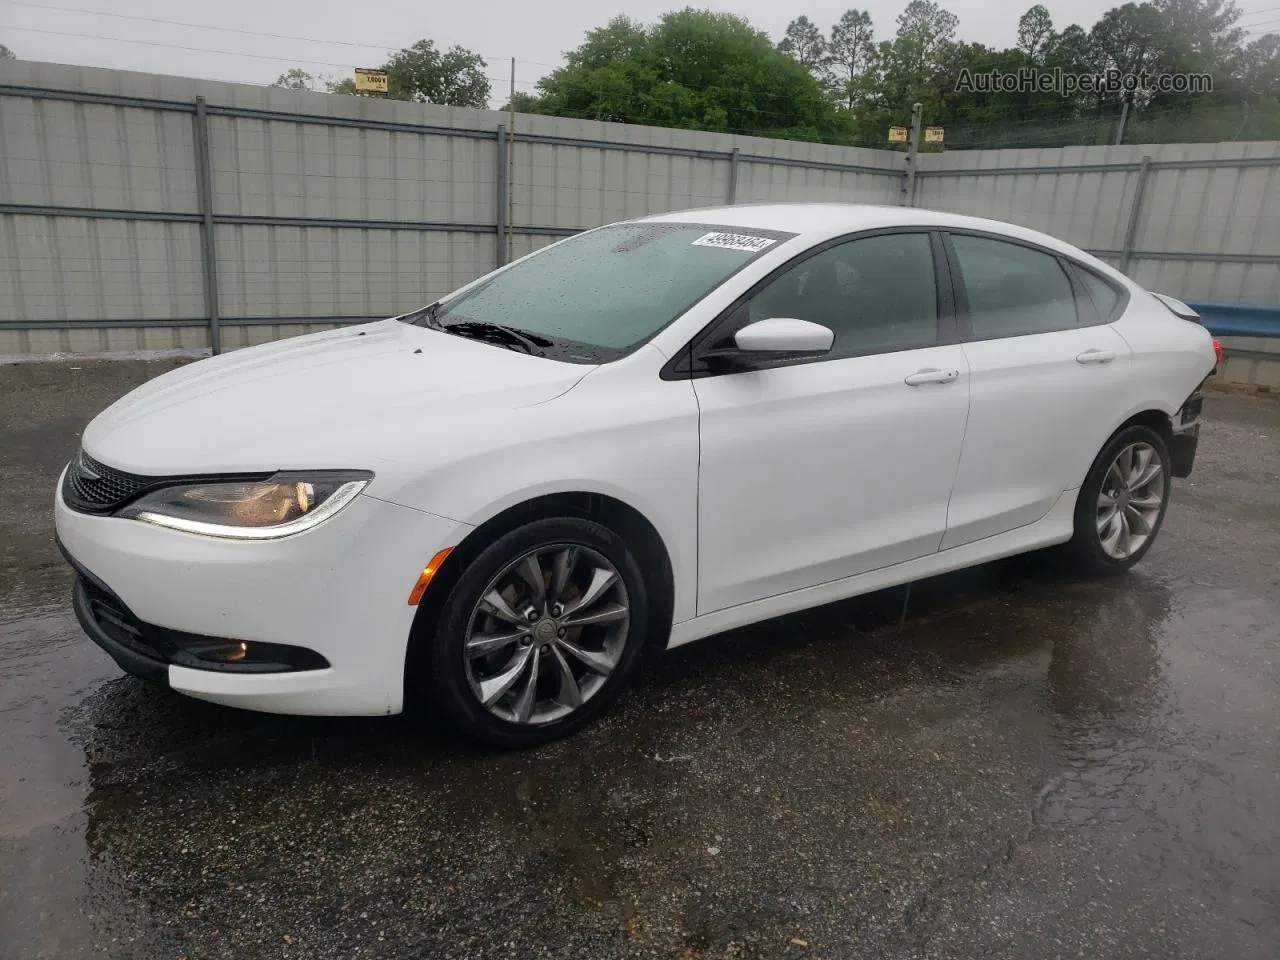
[{"x1": 81, "y1": 320, "x2": 594, "y2": 476}]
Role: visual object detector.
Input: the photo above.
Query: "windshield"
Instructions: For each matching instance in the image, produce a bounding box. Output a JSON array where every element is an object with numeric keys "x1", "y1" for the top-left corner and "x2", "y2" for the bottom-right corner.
[{"x1": 404, "y1": 222, "x2": 794, "y2": 361}]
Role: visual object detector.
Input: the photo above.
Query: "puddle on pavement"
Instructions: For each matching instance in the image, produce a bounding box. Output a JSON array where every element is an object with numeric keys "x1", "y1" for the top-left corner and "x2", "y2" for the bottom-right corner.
[
  {"x1": 4, "y1": 551, "x2": 1275, "y2": 957},
  {"x1": 2, "y1": 369, "x2": 1277, "y2": 957}
]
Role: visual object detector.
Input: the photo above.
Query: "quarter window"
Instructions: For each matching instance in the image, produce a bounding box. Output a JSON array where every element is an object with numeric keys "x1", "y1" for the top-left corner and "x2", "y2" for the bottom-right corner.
[
  {"x1": 742, "y1": 232, "x2": 938, "y2": 356},
  {"x1": 1076, "y1": 267, "x2": 1122, "y2": 322},
  {"x1": 950, "y1": 234, "x2": 1077, "y2": 339}
]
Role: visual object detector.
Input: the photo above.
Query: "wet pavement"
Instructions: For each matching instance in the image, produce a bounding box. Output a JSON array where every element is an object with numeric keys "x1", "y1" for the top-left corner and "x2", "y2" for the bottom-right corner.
[{"x1": 1, "y1": 359, "x2": 1277, "y2": 960}]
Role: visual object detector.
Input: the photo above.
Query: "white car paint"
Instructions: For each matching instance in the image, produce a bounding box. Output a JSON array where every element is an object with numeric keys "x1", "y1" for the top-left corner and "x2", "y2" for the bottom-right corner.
[
  {"x1": 55, "y1": 203, "x2": 1217, "y2": 717},
  {"x1": 54, "y1": 466, "x2": 469, "y2": 715},
  {"x1": 694, "y1": 342, "x2": 970, "y2": 613},
  {"x1": 941, "y1": 323, "x2": 1136, "y2": 550},
  {"x1": 81, "y1": 319, "x2": 593, "y2": 476}
]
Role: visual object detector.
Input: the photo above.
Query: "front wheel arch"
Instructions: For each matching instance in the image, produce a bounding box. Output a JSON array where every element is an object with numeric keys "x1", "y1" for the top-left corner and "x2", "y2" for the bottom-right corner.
[{"x1": 403, "y1": 492, "x2": 674, "y2": 708}]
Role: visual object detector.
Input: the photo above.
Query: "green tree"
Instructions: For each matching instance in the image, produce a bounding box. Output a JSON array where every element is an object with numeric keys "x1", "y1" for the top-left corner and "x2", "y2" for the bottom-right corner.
[
  {"x1": 500, "y1": 91, "x2": 543, "y2": 113},
  {"x1": 1016, "y1": 6, "x2": 1055, "y2": 61},
  {"x1": 1045, "y1": 24, "x2": 1098, "y2": 74},
  {"x1": 522, "y1": 10, "x2": 854, "y2": 142},
  {"x1": 327, "y1": 39, "x2": 490, "y2": 106},
  {"x1": 500, "y1": 3, "x2": 1277, "y2": 148},
  {"x1": 1147, "y1": 0, "x2": 1246, "y2": 105},
  {"x1": 1152, "y1": 0, "x2": 1244, "y2": 73},
  {"x1": 1240, "y1": 33, "x2": 1280, "y2": 98},
  {"x1": 828, "y1": 9, "x2": 876, "y2": 109},
  {"x1": 1089, "y1": 3, "x2": 1168, "y2": 112},
  {"x1": 852, "y1": 0, "x2": 959, "y2": 135},
  {"x1": 0, "y1": 43, "x2": 15, "y2": 60},
  {"x1": 382, "y1": 40, "x2": 489, "y2": 106},
  {"x1": 778, "y1": 15, "x2": 829, "y2": 76},
  {"x1": 893, "y1": 0, "x2": 959, "y2": 79},
  {"x1": 563, "y1": 15, "x2": 648, "y2": 69},
  {"x1": 272, "y1": 68, "x2": 317, "y2": 91}
]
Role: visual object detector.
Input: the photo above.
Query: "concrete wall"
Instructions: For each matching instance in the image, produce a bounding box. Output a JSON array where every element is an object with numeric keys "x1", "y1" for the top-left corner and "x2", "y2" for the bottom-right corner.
[
  {"x1": 0, "y1": 61, "x2": 899, "y2": 356},
  {"x1": 1, "y1": 60, "x2": 1276, "y2": 360},
  {"x1": 916, "y1": 143, "x2": 1280, "y2": 306},
  {"x1": 0, "y1": 79, "x2": 209, "y2": 354}
]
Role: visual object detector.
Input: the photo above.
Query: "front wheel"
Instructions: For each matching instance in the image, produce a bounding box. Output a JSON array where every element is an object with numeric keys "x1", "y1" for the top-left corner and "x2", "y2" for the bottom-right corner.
[
  {"x1": 1064, "y1": 424, "x2": 1172, "y2": 576},
  {"x1": 419, "y1": 517, "x2": 650, "y2": 747}
]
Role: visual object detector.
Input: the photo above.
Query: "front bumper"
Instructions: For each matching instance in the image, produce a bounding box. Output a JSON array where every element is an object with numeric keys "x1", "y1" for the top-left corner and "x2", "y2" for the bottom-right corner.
[
  {"x1": 66, "y1": 551, "x2": 329, "y2": 681},
  {"x1": 55, "y1": 471, "x2": 471, "y2": 715},
  {"x1": 71, "y1": 570, "x2": 169, "y2": 682}
]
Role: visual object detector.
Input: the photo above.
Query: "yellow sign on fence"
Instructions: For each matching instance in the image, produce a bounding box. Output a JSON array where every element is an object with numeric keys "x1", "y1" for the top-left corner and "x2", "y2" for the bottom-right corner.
[
  {"x1": 887, "y1": 126, "x2": 908, "y2": 143},
  {"x1": 354, "y1": 68, "x2": 389, "y2": 95},
  {"x1": 925, "y1": 126, "x2": 945, "y2": 143}
]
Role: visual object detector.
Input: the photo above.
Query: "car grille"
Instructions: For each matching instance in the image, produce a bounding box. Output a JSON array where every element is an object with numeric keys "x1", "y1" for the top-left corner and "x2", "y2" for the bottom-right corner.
[{"x1": 62, "y1": 449, "x2": 157, "y2": 514}]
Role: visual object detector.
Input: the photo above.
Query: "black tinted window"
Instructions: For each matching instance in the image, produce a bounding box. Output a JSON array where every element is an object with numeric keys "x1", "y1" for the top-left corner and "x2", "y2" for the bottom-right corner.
[
  {"x1": 1077, "y1": 268, "x2": 1122, "y2": 322},
  {"x1": 746, "y1": 233, "x2": 938, "y2": 355},
  {"x1": 951, "y1": 235, "x2": 1077, "y2": 338}
]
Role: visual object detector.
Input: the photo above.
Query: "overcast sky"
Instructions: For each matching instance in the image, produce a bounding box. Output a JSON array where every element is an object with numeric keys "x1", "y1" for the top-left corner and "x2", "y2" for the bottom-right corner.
[{"x1": 4, "y1": 0, "x2": 1279, "y2": 102}]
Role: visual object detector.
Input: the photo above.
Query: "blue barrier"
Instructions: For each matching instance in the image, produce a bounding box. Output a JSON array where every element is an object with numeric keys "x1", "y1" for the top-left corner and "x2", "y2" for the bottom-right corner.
[{"x1": 1185, "y1": 301, "x2": 1280, "y2": 338}]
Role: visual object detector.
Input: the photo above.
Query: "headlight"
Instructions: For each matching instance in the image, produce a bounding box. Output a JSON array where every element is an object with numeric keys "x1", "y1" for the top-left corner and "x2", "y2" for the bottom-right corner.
[{"x1": 117, "y1": 471, "x2": 372, "y2": 540}]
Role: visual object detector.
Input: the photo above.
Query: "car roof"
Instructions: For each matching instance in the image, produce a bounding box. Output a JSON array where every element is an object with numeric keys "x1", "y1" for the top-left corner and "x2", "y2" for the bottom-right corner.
[{"x1": 641, "y1": 203, "x2": 1109, "y2": 272}]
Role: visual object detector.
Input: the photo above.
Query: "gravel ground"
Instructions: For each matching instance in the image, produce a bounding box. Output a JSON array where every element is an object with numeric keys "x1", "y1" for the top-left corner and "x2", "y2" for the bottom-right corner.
[{"x1": 1, "y1": 359, "x2": 1277, "y2": 960}]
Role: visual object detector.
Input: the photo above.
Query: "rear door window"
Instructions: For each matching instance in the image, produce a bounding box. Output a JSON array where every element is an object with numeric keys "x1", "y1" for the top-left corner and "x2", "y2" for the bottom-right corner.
[{"x1": 949, "y1": 234, "x2": 1078, "y2": 339}]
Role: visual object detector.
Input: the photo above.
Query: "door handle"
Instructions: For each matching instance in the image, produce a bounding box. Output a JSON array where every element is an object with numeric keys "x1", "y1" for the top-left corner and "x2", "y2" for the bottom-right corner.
[
  {"x1": 904, "y1": 368, "x2": 960, "y2": 386},
  {"x1": 1076, "y1": 349, "x2": 1116, "y2": 365}
]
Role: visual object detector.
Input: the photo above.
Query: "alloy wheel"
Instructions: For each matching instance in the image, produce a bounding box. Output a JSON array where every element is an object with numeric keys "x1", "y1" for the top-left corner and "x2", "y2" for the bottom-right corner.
[
  {"x1": 462, "y1": 544, "x2": 630, "y2": 725},
  {"x1": 1096, "y1": 441, "x2": 1165, "y2": 560}
]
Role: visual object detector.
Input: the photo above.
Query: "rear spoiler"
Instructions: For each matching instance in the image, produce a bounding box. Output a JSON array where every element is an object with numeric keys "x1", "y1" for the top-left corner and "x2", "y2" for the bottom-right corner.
[
  {"x1": 1150, "y1": 292, "x2": 1223, "y2": 368},
  {"x1": 1150, "y1": 292, "x2": 1201, "y2": 322}
]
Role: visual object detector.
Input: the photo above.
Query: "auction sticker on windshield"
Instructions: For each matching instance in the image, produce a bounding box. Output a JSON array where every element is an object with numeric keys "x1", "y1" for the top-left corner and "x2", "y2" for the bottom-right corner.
[{"x1": 691, "y1": 232, "x2": 778, "y2": 253}]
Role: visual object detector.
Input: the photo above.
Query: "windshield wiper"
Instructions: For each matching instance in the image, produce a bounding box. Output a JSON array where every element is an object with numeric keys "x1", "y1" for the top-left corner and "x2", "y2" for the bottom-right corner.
[{"x1": 437, "y1": 320, "x2": 553, "y2": 356}]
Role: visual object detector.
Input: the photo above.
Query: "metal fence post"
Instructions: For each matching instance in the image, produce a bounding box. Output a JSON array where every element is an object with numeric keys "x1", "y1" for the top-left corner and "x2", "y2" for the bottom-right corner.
[
  {"x1": 1119, "y1": 155, "x2": 1152, "y2": 275},
  {"x1": 1115, "y1": 98, "x2": 1131, "y2": 146},
  {"x1": 727, "y1": 147, "x2": 740, "y2": 204},
  {"x1": 192, "y1": 96, "x2": 221, "y2": 355},
  {"x1": 495, "y1": 124, "x2": 508, "y2": 267},
  {"x1": 899, "y1": 102, "x2": 923, "y2": 207}
]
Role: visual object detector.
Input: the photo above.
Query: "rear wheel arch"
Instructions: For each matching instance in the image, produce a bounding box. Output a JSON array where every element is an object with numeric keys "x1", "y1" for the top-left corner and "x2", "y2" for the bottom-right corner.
[
  {"x1": 404, "y1": 492, "x2": 675, "y2": 703},
  {"x1": 1073, "y1": 407, "x2": 1174, "y2": 490},
  {"x1": 1065, "y1": 420, "x2": 1173, "y2": 574},
  {"x1": 1114, "y1": 408, "x2": 1174, "y2": 449}
]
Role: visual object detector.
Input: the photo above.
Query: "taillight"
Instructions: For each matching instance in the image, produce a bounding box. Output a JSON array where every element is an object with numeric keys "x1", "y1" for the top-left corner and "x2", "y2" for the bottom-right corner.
[{"x1": 1213, "y1": 339, "x2": 1223, "y2": 365}]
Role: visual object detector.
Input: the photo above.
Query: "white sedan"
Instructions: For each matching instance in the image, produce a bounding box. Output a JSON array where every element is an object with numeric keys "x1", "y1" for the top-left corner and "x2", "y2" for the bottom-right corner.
[{"x1": 55, "y1": 204, "x2": 1217, "y2": 746}]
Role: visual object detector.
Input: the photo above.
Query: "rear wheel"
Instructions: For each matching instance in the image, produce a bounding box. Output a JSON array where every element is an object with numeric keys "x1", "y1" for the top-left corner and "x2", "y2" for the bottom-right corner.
[
  {"x1": 419, "y1": 517, "x2": 649, "y2": 747},
  {"x1": 1064, "y1": 424, "x2": 1172, "y2": 575}
]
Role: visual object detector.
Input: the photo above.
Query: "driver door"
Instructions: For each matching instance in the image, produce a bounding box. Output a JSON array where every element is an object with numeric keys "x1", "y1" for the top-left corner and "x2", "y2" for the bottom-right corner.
[{"x1": 691, "y1": 231, "x2": 971, "y2": 615}]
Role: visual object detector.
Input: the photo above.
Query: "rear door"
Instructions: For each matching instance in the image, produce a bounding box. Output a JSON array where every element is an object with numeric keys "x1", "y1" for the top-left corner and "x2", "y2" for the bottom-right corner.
[{"x1": 939, "y1": 231, "x2": 1133, "y2": 550}]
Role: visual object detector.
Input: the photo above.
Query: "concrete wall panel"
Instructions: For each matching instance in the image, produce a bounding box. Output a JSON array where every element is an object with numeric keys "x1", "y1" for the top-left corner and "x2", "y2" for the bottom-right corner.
[
  {"x1": 0, "y1": 60, "x2": 1275, "y2": 357},
  {"x1": 0, "y1": 214, "x2": 204, "y2": 322},
  {"x1": 0, "y1": 95, "x2": 197, "y2": 212}
]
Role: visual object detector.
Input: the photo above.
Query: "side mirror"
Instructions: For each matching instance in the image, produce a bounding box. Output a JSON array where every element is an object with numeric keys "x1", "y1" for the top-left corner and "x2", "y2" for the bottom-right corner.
[
  {"x1": 733, "y1": 318, "x2": 834, "y2": 355},
  {"x1": 700, "y1": 318, "x2": 834, "y2": 372}
]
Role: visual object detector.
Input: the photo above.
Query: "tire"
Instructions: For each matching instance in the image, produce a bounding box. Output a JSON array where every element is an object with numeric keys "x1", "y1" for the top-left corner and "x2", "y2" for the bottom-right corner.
[
  {"x1": 1063, "y1": 423, "x2": 1172, "y2": 576},
  {"x1": 417, "y1": 516, "x2": 650, "y2": 748}
]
